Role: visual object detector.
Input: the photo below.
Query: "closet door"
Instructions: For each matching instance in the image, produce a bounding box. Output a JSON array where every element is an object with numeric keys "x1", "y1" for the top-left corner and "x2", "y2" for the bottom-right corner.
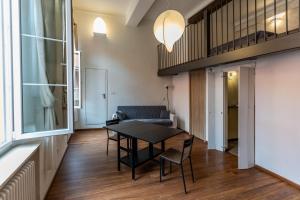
[{"x1": 190, "y1": 69, "x2": 206, "y2": 140}]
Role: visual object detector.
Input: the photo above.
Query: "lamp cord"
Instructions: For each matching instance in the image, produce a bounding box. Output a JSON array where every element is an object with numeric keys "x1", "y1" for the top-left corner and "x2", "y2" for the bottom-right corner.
[
  {"x1": 166, "y1": 87, "x2": 169, "y2": 111},
  {"x1": 166, "y1": 0, "x2": 170, "y2": 9}
]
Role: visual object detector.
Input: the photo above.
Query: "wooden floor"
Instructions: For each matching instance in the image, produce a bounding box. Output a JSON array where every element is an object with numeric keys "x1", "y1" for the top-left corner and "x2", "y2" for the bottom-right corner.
[{"x1": 46, "y1": 130, "x2": 300, "y2": 200}]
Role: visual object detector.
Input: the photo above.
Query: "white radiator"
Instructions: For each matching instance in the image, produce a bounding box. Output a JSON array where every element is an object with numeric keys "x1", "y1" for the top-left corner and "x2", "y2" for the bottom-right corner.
[{"x1": 0, "y1": 161, "x2": 36, "y2": 200}]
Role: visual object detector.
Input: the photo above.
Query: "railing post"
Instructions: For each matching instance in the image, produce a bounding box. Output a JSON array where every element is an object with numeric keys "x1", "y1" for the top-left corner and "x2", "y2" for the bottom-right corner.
[{"x1": 203, "y1": 9, "x2": 210, "y2": 58}]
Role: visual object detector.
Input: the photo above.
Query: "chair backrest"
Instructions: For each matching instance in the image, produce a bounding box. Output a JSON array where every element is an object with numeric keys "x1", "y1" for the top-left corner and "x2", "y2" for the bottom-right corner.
[
  {"x1": 181, "y1": 136, "x2": 194, "y2": 162},
  {"x1": 106, "y1": 119, "x2": 119, "y2": 126}
]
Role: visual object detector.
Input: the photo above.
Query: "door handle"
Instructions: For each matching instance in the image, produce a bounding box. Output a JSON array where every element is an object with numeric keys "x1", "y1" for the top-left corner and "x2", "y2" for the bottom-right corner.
[{"x1": 102, "y1": 93, "x2": 106, "y2": 99}]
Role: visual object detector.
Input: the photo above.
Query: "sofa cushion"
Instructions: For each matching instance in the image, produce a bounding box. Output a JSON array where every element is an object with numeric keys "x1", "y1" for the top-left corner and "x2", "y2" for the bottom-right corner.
[
  {"x1": 117, "y1": 106, "x2": 167, "y2": 119},
  {"x1": 160, "y1": 110, "x2": 170, "y2": 119},
  {"x1": 120, "y1": 119, "x2": 173, "y2": 127}
]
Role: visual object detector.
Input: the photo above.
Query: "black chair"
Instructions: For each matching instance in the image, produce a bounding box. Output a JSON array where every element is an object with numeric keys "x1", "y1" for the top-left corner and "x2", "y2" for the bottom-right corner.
[
  {"x1": 159, "y1": 136, "x2": 195, "y2": 194},
  {"x1": 106, "y1": 119, "x2": 130, "y2": 156}
]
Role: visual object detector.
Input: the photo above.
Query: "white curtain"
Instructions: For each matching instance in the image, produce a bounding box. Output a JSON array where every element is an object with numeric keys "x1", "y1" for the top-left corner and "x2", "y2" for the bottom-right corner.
[
  {"x1": 32, "y1": 0, "x2": 56, "y2": 171},
  {"x1": 33, "y1": 0, "x2": 56, "y2": 130}
]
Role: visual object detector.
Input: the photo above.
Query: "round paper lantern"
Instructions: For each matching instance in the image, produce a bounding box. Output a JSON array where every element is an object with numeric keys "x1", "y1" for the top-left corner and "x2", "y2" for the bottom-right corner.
[{"x1": 153, "y1": 10, "x2": 185, "y2": 52}]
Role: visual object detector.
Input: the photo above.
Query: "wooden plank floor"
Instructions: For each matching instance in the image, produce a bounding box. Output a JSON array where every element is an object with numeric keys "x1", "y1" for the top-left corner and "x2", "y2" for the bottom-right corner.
[{"x1": 46, "y1": 130, "x2": 300, "y2": 200}]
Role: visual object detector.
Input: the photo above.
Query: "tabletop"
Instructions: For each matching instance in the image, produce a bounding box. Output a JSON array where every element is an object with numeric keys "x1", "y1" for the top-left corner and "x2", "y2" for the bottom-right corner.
[{"x1": 105, "y1": 121, "x2": 183, "y2": 144}]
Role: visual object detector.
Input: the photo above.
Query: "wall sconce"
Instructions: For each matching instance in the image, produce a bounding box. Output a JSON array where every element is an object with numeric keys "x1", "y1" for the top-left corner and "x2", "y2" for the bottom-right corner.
[
  {"x1": 228, "y1": 71, "x2": 237, "y2": 80},
  {"x1": 93, "y1": 17, "x2": 107, "y2": 36}
]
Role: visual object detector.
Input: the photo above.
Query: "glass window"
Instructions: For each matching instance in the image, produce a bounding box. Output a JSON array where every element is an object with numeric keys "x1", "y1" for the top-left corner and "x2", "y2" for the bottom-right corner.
[
  {"x1": 20, "y1": 0, "x2": 72, "y2": 134},
  {"x1": 0, "y1": 0, "x2": 5, "y2": 145},
  {"x1": 0, "y1": 60, "x2": 4, "y2": 145}
]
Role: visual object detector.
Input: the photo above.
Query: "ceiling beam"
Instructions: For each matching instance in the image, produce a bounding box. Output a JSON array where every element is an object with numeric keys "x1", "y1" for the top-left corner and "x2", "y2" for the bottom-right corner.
[
  {"x1": 185, "y1": 0, "x2": 213, "y2": 20},
  {"x1": 125, "y1": 0, "x2": 156, "y2": 27}
]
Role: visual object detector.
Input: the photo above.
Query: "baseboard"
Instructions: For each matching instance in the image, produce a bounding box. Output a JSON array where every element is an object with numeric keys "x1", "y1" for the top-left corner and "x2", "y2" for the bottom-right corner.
[{"x1": 255, "y1": 165, "x2": 300, "y2": 190}]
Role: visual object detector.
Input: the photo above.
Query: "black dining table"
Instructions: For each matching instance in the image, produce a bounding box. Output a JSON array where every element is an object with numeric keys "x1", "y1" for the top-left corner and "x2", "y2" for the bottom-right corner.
[{"x1": 105, "y1": 121, "x2": 183, "y2": 180}]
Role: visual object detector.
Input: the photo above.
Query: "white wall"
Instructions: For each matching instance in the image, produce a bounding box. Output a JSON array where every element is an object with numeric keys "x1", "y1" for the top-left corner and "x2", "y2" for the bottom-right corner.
[
  {"x1": 255, "y1": 51, "x2": 300, "y2": 185},
  {"x1": 15, "y1": 134, "x2": 69, "y2": 199},
  {"x1": 171, "y1": 73, "x2": 190, "y2": 132},
  {"x1": 74, "y1": 10, "x2": 172, "y2": 128}
]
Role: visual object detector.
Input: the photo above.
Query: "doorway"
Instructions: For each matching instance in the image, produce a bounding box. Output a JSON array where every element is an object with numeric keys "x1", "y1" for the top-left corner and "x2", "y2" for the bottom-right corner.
[
  {"x1": 206, "y1": 64, "x2": 255, "y2": 169},
  {"x1": 85, "y1": 68, "x2": 108, "y2": 126},
  {"x1": 225, "y1": 71, "x2": 239, "y2": 157},
  {"x1": 75, "y1": 67, "x2": 108, "y2": 129}
]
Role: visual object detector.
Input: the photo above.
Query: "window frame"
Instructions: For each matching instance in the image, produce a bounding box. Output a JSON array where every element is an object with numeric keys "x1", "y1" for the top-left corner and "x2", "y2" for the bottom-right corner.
[
  {"x1": 0, "y1": 0, "x2": 14, "y2": 151},
  {"x1": 11, "y1": 0, "x2": 74, "y2": 141},
  {"x1": 74, "y1": 50, "x2": 81, "y2": 109}
]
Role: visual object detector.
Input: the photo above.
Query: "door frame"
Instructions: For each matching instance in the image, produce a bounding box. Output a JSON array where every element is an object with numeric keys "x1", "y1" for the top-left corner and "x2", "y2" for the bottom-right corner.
[
  {"x1": 206, "y1": 61, "x2": 255, "y2": 169},
  {"x1": 80, "y1": 67, "x2": 109, "y2": 129}
]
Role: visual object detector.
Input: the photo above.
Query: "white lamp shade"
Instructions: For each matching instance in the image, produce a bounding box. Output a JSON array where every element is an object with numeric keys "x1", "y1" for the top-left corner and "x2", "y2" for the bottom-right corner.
[
  {"x1": 154, "y1": 10, "x2": 185, "y2": 52},
  {"x1": 93, "y1": 17, "x2": 106, "y2": 35}
]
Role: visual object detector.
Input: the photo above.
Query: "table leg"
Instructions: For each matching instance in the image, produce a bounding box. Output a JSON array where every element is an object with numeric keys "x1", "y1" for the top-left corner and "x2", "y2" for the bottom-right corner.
[
  {"x1": 161, "y1": 141, "x2": 165, "y2": 176},
  {"x1": 131, "y1": 138, "x2": 138, "y2": 180},
  {"x1": 149, "y1": 143, "x2": 153, "y2": 158},
  {"x1": 117, "y1": 133, "x2": 121, "y2": 171},
  {"x1": 127, "y1": 137, "x2": 130, "y2": 157}
]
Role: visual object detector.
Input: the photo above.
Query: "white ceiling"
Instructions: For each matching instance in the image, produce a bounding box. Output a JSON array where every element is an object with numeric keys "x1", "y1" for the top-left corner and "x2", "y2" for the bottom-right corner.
[
  {"x1": 144, "y1": 0, "x2": 212, "y2": 20},
  {"x1": 73, "y1": 0, "x2": 133, "y2": 16},
  {"x1": 73, "y1": 0, "x2": 212, "y2": 25}
]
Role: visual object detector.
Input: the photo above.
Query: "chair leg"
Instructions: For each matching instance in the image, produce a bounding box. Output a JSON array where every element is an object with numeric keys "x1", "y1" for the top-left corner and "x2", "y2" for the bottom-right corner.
[
  {"x1": 180, "y1": 165, "x2": 187, "y2": 194},
  {"x1": 160, "y1": 157, "x2": 163, "y2": 182},
  {"x1": 106, "y1": 139, "x2": 109, "y2": 156},
  {"x1": 169, "y1": 161, "x2": 172, "y2": 174},
  {"x1": 189, "y1": 157, "x2": 195, "y2": 183}
]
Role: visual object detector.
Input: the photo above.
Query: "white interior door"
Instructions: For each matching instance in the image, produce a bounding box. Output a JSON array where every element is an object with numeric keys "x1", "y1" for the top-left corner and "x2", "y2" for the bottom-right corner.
[
  {"x1": 223, "y1": 72, "x2": 229, "y2": 150},
  {"x1": 85, "y1": 68, "x2": 107, "y2": 126},
  {"x1": 214, "y1": 71, "x2": 225, "y2": 151},
  {"x1": 238, "y1": 67, "x2": 255, "y2": 169},
  {"x1": 206, "y1": 70, "x2": 216, "y2": 149}
]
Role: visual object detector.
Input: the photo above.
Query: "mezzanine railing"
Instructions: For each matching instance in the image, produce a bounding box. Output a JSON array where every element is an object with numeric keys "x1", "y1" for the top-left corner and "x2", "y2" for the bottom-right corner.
[{"x1": 158, "y1": 0, "x2": 300, "y2": 75}]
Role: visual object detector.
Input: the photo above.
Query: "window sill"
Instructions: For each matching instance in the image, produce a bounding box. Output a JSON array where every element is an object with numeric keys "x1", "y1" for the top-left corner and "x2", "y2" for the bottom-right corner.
[{"x1": 0, "y1": 144, "x2": 39, "y2": 190}]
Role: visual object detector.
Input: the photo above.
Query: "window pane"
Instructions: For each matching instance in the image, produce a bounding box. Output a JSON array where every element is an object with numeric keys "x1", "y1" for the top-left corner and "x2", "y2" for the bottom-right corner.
[
  {"x1": 0, "y1": 58, "x2": 4, "y2": 144},
  {"x1": 20, "y1": 0, "x2": 69, "y2": 134},
  {"x1": 0, "y1": 0, "x2": 4, "y2": 144},
  {"x1": 20, "y1": 0, "x2": 66, "y2": 40},
  {"x1": 22, "y1": 85, "x2": 68, "y2": 133},
  {"x1": 21, "y1": 36, "x2": 67, "y2": 85}
]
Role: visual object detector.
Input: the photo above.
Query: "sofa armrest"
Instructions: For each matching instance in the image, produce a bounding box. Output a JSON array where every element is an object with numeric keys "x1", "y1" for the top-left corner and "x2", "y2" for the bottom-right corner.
[{"x1": 170, "y1": 113, "x2": 178, "y2": 128}]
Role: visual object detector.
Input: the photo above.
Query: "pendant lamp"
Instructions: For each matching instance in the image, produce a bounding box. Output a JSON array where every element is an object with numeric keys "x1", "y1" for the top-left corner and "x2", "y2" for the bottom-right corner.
[{"x1": 153, "y1": 10, "x2": 185, "y2": 52}]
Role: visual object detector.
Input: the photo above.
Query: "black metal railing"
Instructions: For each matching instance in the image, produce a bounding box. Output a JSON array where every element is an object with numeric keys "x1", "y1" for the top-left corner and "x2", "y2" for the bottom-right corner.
[{"x1": 158, "y1": 0, "x2": 300, "y2": 72}]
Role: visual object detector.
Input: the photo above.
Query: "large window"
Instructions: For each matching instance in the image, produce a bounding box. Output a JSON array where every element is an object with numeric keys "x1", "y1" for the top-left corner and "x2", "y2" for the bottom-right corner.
[
  {"x1": 0, "y1": 0, "x2": 8, "y2": 147},
  {"x1": 0, "y1": 0, "x2": 73, "y2": 144},
  {"x1": 0, "y1": 0, "x2": 3, "y2": 145},
  {"x1": 16, "y1": 0, "x2": 73, "y2": 138}
]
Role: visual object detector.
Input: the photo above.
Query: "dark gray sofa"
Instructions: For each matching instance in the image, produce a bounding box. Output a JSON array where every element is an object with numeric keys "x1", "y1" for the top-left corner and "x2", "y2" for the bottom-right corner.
[{"x1": 116, "y1": 106, "x2": 176, "y2": 127}]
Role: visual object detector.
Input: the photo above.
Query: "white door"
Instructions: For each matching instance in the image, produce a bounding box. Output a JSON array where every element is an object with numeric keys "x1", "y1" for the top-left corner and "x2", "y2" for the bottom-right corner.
[
  {"x1": 207, "y1": 70, "x2": 216, "y2": 149},
  {"x1": 238, "y1": 67, "x2": 255, "y2": 169},
  {"x1": 223, "y1": 72, "x2": 229, "y2": 150},
  {"x1": 214, "y1": 71, "x2": 225, "y2": 151},
  {"x1": 85, "y1": 68, "x2": 107, "y2": 126}
]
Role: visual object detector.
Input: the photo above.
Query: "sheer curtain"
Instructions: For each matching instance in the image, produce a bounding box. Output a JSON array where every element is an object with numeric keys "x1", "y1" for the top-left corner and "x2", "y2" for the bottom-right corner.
[
  {"x1": 33, "y1": 0, "x2": 57, "y2": 172},
  {"x1": 30, "y1": 0, "x2": 57, "y2": 131}
]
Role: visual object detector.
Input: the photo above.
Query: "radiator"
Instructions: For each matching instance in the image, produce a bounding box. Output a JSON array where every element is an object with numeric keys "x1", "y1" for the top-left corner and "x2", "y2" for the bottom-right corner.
[{"x1": 0, "y1": 161, "x2": 36, "y2": 200}]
